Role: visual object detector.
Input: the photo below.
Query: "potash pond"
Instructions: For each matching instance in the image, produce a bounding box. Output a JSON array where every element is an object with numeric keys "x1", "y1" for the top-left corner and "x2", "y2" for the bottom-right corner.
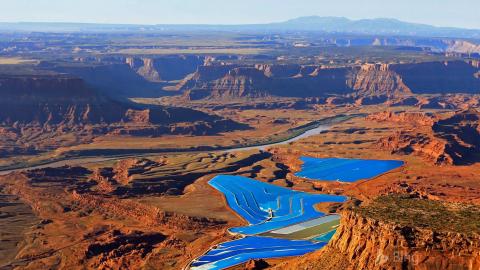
[
  {"x1": 190, "y1": 157, "x2": 405, "y2": 269},
  {"x1": 190, "y1": 175, "x2": 346, "y2": 270},
  {"x1": 295, "y1": 157, "x2": 404, "y2": 182}
]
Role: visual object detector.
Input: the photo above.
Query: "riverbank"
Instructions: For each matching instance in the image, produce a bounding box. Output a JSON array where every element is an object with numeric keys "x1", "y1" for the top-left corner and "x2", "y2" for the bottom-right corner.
[{"x1": 0, "y1": 114, "x2": 359, "y2": 175}]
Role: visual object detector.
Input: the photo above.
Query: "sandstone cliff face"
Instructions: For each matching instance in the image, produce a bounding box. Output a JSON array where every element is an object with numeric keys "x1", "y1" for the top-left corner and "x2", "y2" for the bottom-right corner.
[
  {"x1": 53, "y1": 55, "x2": 207, "y2": 98},
  {"x1": 176, "y1": 61, "x2": 480, "y2": 100},
  {"x1": 177, "y1": 64, "x2": 239, "y2": 92},
  {"x1": 0, "y1": 74, "x2": 237, "y2": 127},
  {"x1": 347, "y1": 60, "x2": 479, "y2": 97},
  {"x1": 348, "y1": 64, "x2": 411, "y2": 97},
  {"x1": 0, "y1": 74, "x2": 125, "y2": 125},
  {"x1": 274, "y1": 210, "x2": 480, "y2": 270},
  {"x1": 126, "y1": 55, "x2": 205, "y2": 82},
  {"x1": 254, "y1": 64, "x2": 302, "y2": 78},
  {"x1": 330, "y1": 211, "x2": 476, "y2": 270},
  {"x1": 0, "y1": 74, "x2": 249, "y2": 155},
  {"x1": 53, "y1": 62, "x2": 159, "y2": 97},
  {"x1": 135, "y1": 58, "x2": 162, "y2": 82},
  {"x1": 378, "y1": 131, "x2": 454, "y2": 165},
  {"x1": 390, "y1": 61, "x2": 480, "y2": 94},
  {"x1": 178, "y1": 64, "x2": 352, "y2": 100},
  {"x1": 446, "y1": 40, "x2": 480, "y2": 54},
  {"x1": 206, "y1": 67, "x2": 271, "y2": 99}
]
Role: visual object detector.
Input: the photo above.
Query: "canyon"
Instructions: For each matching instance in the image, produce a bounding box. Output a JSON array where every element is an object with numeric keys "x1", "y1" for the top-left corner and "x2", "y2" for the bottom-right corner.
[
  {"x1": 0, "y1": 72, "x2": 248, "y2": 157},
  {"x1": 0, "y1": 25, "x2": 479, "y2": 270},
  {"x1": 175, "y1": 60, "x2": 480, "y2": 101}
]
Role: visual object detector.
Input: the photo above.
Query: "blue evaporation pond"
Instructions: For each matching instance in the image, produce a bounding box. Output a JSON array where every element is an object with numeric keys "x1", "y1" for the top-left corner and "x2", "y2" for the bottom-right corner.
[
  {"x1": 193, "y1": 175, "x2": 347, "y2": 270},
  {"x1": 208, "y1": 175, "x2": 346, "y2": 235},
  {"x1": 191, "y1": 236, "x2": 327, "y2": 270},
  {"x1": 294, "y1": 157, "x2": 404, "y2": 182}
]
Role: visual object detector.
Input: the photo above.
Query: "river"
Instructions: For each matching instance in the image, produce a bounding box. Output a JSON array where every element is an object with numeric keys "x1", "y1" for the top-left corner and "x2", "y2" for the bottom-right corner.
[{"x1": 0, "y1": 123, "x2": 332, "y2": 176}]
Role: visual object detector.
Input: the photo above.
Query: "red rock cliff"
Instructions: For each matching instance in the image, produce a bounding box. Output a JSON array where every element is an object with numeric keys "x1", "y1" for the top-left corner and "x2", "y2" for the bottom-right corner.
[{"x1": 274, "y1": 210, "x2": 480, "y2": 270}]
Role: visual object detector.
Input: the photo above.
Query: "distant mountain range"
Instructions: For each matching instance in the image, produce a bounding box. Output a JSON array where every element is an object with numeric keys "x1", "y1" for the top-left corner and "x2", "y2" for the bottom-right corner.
[
  {"x1": 272, "y1": 17, "x2": 480, "y2": 38},
  {"x1": 1, "y1": 16, "x2": 480, "y2": 39}
]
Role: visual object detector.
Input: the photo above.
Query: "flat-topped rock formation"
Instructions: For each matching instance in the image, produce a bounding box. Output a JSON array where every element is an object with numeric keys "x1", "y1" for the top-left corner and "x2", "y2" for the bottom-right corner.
[
  {"x1": 272, "y1": 196, "x2": 480, "y2": 270},
  {"x1": 175, "y1": 60, "x2": 480, "y2": 101},
  {"x1": 0, "y1": 73, "x2": 249, "y2": 155}
]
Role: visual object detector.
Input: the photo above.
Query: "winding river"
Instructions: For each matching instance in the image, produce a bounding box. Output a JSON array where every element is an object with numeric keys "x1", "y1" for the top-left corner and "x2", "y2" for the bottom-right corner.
[{"x1": 0, "y1": 115, "x2": 355, "y2": 176}]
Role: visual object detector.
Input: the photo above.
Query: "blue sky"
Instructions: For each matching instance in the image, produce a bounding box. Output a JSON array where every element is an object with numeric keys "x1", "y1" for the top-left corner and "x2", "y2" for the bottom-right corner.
[{"x1": 1, "y1": 0, "x2": 479, "y2": 29}]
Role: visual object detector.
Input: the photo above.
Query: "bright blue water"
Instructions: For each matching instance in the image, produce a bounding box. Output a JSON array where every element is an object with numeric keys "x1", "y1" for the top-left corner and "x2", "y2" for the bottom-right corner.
[
  {"x1": 191, "y1": 236, "x2": 327, "y2": 270},
  {"x1": 209, "y1": 175, "x2": 346, "y2": 234},
  {"x1": 295, "y1": 157, "x2": 404, "y2": 182},
  {"x1": 312, "y1": 229, "x2": 337, "y2": 242},
  {"x1": 230, "y1": 194, "x2": 344, "y2": 235},
  {"x1": 191, "y1": 175, "x2": 346, "y2": 269}
]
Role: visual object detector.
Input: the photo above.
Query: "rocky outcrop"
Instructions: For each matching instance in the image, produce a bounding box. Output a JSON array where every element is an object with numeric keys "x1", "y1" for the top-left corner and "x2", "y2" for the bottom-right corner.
[
  {"x1": 366, "y1": 111, "x2": 437, "y2": 126},
  {"x1": 132, "y1": 58, "x2": 161, "y2": 82},
  {"x1": 85, "y1": 229, "x2": 166, "y2": 269},
  {"x1": 0, "y1": 74, "x2": 243, "y2": 126},
  {"x1": 71, "y1": 190, "x2": 224, "y2": 230},
  {"x1": 254, "y1": 64, "x2": 302, "y2": 78},
  {"x1": 370, "y1": 110, "x2": 480, "y2": 165},
  {"x1": 245, "y1": 259, "x2": 270, "y2": 270},
  {"x1": 432, "y1": 109, "x2": 480, "y2": 158},
  {"x1": 378, "y1": 131, "x2": 454, "y2": 165},
  {"x1": 0, "y1": 73, "x2": 249, "y2": 155},
  {"x1": 179, "y1": 64, "x2": 352, "y2": 100},
  {"x1": 205, "y1": 67, "x2": 271, "y2": 99},
  {"x1": 274, "y1": 206, "x2": 480, "y2": 270},
  {"x1": 52, "y1": 55, "x2": 204, "y2": 97},
  {"x1": 326, "y1": 96, "x2": 355, "y2": 105},
  {"x1": 0, "y1": 164, "x2": 230, "y2": 270},
  {"x1": 91, "y1": 158, "x2": 161, "y2": 193},
  {"x1": 19, "y1": 165, "x2": 225, "y2": 231},
  {"x1": 112, "y1": 158, "x2": 160, "y2": 185},
  {"x1": 52, "y1": 62, "x2": 162, "y2": 97},
  {"x1": 126, "y1": 55, "x2": 205, "y2": 82},
  {"x1": 390, "y1": 61, "x2": 480, "y2": 94},
  {"x1": 348, "y1": 64, "x2": 411, "y2": 97},
  {"x1": 176, "y1": 61, "x2": 479, "y2": 100},
  {"x1": 0, "y1": 74, "x2": 126, "y2": 125},
  {"x1": 446, "y1": 40, "x2": 480, "y2": 54}
]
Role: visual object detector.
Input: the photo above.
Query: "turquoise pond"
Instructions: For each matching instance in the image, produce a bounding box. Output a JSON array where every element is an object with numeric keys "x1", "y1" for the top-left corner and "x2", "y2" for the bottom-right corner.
[{"x1": 294, "y1": 157, "x2": 404, "y2": 182}]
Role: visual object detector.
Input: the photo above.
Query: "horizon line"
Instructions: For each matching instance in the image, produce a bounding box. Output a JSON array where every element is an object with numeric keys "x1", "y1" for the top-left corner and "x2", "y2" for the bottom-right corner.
[{"x1": 0, "y1": 16, "x2": 478, "y2": 31}]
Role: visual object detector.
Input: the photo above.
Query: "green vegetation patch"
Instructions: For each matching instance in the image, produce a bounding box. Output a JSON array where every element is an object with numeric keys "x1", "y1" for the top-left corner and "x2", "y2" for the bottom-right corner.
[{"x1": 355, "y1": 195, "x2": 480, "y2": 235}]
